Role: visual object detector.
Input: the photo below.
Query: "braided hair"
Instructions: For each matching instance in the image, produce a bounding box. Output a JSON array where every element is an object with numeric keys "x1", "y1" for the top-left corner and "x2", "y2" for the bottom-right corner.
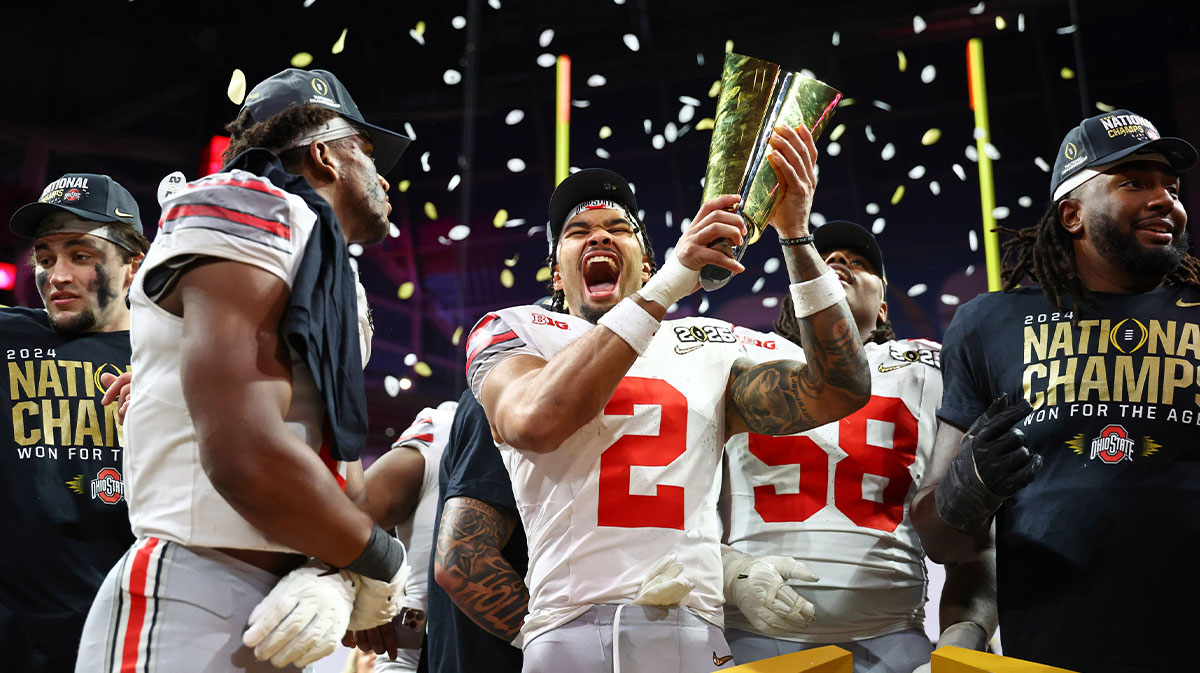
[{"x1": 773, "y1": 293, "x2": 895, "y2": 346}]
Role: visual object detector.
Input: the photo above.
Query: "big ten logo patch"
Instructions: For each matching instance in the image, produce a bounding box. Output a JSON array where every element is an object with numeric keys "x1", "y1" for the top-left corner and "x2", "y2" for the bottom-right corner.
[
  {"x1": 531, "y1": 313, "x2": 569, "y2": 330},
  {"x1": 736, "y1": 332, "x2": 776, "y2": 350}
]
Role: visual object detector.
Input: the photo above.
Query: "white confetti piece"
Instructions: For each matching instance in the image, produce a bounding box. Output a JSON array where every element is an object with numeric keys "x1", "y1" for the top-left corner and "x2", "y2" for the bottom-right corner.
[
  {"x1": 966, "y1": 264, "x2": 976, "y2": 275},
  {"x1": 348, "y1": 243, "x2": 363, "y2": 256},
  {"x1": 665, "y1": 211, "x2": 673, "y2": 228},
  {"x1": 443, "y1": 69, "x2": 461, "y2": 85},
  {"x1": 763, "y1": 296, "x2": 779, "y2": 308},
  {"x1": 881, "y1": 143, "x2": 896, "y2": 161},
  {"x1": 920, "y1": 65, "x2": 936, "y2": 84},
  {"x1": 665, "y1": 123, "x2": 678, "y2": 143},
  {"x1": 969, "y1": 230, "x2": 979, "y2": 251},
  {"x1": 389, "y1": 224, "x2": 400, "y2": 238},
  {"x1": 679, "y1": 95, "x2": 701, "y2": 106},
  {"x1": 409, "y1": 29, "x2": 425, "y2": 45},
  {"x1": 571, "y1": 99, "x2": 590, "y2": 108},
  {"x1": 488, "y1": 0, "x2": 500, "y2": 9},
  {"x1": 907, "y1": 283, "x2": 927, "y2": 297},
  {"x1": 652, "y1": 134, "x2": 665, "y2": 150},
  {"x1": 831, "y1": 31, "x2": 841, "y2": 46},
  {"x1": 941, "y1": 294, "x2": 960, "y2": 306},
  {"x1": 587, "y1": 74, "x2": 606, "y2": 87},
  {"x1": 696, "y1": 52, "x2": 705, "y2": 66},
  {"x1": 447, "y1": 174, "x2": 461, "y2": 191},
  {"x1": 505, "y1": 109, "x2": 525, "y2": 125},
  {"x1": 983, "y1": 143, "x2": 1001, "y2": 160},
  {"x1": 873, "y1": 100, "x2": 893, "y2": 112},
  {"x1": 614, "y1": 0, "x2": 625, "y2": 4},
  {"x1": 404, "y1": 353, "x2": 417, "y2": 366},
  {"x1": 448, "y1": 224, "x2": 470, "y2": 241},
  {"x1": 623, "y1": 34, "x2": 640, "y2": 51},
  {"x1": 1018, "y1": 13, "x2": 1025, "y2": 32},
  {"x1": 303, "y1": 0, "x2": 317, "y2": 6},
  {"x1": 699, "y1": 295, "x2": 709, "y2": 313},
  {"x1": 539, "y1": 28, "x2": 554, "y2": 47},
  {"x1": 908, "y1": 165, "x2": 926, "y2": 179},
  {"x1": 826, "y1": 142, "x2": 841, "y2": 156},
  {"x1": 438, "y1": 236, "x2": 451, "y2": 245},
  {"x1": 537, "y1": 53, "x2": 555, "y2": 68},
  {"x1": 973, "y1": 127, "x2": 987, "y2": 140},
  {"x1": 679, "y1": 218, "x2": 692, "y2": 231},
  {"x1": 799, "y1": 68, "x2": 816, "y2": 79},
  {"x1": 913, "y1": 15, "x2": 927, "y2": 33},
  {"x1": 404, "y1": 122, "x2": 417, "y2": 140},
  {"x1": 866, "y1": 203, "x2": 880, "y2": 215},
  {"x1": 751, "y1": 277, "x2": 765, "y2": 293},
  {"x1": 993, "y1": 206, "x2": 1011, "y2": 219},
  {"x1": 452, "y1": 15, "x2": 466, "y2": 29},
  {"x1": 965, "y1": 145, "x2": 979, "y2": 162},
  {"x1": 1019, "y1": 196, "x2": 1033, "y2": 207},
  {"x1": 507, "y1": 158, "x2": 526, "y2": 172},
  {"x1": 644, "y1": 119, "x2": 653, "y2": 134},
  {"x1": 384, "y1": 376, "x2": 400, "y2": 397},
  {"x1": 930, "y1": 180, "x2": 941, "y2": 195},
  {"x1": 420, "y1": 152, "x2": 431, "y2": 172},
  {"x1": 400, "y1": 377, "x2": 412, "y2": 391},
  {"x1": 595, "y1": 147, "x2": 610, "y2": 159},
  {"x1": 872, "y1": 218, "x2": 886, "y2": 234},
  {"x1": 678, "y1": 104, "x2": 695, "y2": 123},
  {"x1": 667, "y1": 303, "x2": 679, "y2": 314},
  {"x1": 865, "y1": 125, "x2": 876, "y2": 143},
  {"x1": 969, "y1": 2, "x2": 985, "y2": 14},
  {"x1": 765, "y1": 257, "x2": 780, "y2": 274},
  {"x1": 505, "y1": 218, "x2": 526, "y2": 227},
  {"x1": 810, "y1": 212, "x2": 827, "y2": 226},
  {"x1": 1056, "y1": 24, "x2": 1077, "y2": 35},
  {"x1": 953, "y1": 163, "x2": 967, "y2": 180},
  {"x1": 227, "y1": 69, "x2": 247, "y2": 105}
]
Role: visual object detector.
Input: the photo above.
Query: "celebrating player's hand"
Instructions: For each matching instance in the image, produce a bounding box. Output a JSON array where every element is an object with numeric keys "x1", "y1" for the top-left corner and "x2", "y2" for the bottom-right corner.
[
  {"x1": 100, "y1": 370, "x2": 133, "y2": 424},
  {"x1": 675, "y1": 193, "x2": 748, "y2": 276},
  {"x1": 765, "y1": 124, "x2": 819, "y2": 239},
  {"x1": 243, "y1": 561, "x2": 357, "y2": 668},
  {"x1": 722, "y1": 547, "x2": 819, "y2": 635},
  {"x1": 633, "y1": 552, "x2": 695, "y2": 605},
  {"x1": 964, "y1": 394, "x2": 1040, "y2": 497},
  {"x1": 344, "y1": 560, "x2": 410, "y2": 631}
]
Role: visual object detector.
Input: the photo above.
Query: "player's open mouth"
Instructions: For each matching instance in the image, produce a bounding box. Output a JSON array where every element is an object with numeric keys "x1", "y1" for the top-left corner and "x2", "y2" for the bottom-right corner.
[
  {"x1": 829, "y1": 263, "x2": 853, "y2": 286},
  {"x1": 582, "y1": 250, "x2": 621, "y2": 301}
]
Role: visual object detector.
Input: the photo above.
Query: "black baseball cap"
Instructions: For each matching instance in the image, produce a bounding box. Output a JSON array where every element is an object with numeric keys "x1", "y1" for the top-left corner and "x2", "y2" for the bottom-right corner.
[
  {"x1": 1050, "y1": 109, "x2": 1196, "y2": 200},
  {"x1": 242, "y1": 68, "x2": 411, "y2": 176},
  {"x1": 546, "y1": 168, "x2": 649, "y2": 260},
  {"x1": 10, "y1": 173, "x2": 142, "y2": 239},
  {"x1": 813, "y1": 220, "x2": 886, "y2": 282}
]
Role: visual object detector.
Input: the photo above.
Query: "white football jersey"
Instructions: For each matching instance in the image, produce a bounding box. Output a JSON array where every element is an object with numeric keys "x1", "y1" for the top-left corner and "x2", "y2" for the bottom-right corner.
[
  {"x1": 723, "y1": 330, "x2": 943, "y2": 641},
  {"x1": 466, "y1": 305, "x2": 748, "y2": 644},
  {"x1": 124, "y1": 170, "x2": 372, "y2": 552}
]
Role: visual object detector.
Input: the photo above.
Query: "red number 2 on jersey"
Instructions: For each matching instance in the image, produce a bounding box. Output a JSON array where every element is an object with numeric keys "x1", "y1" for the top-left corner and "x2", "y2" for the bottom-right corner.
[
  {"x1": 597, "y1": 377, "x2": 687, "y2": 530},
  {"x1": 747, "y1": 396, "x2": 918, "y2": 532}
]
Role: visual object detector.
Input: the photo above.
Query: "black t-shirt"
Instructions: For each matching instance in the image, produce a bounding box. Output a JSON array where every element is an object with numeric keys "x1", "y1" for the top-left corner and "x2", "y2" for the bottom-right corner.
[
  {"x1": 940, "y1": 286, "x2": 1200, "y2": 672},
  {"x1": 0, "y1": 307, "x2": 134, "y2": 672},
  {"x1": 421, "y1": 389, "x2": 527, "y2": 673}
]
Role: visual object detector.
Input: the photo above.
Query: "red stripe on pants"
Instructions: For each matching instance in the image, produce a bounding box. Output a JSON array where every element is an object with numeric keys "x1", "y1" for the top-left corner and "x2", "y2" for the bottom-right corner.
[{"x1": 120, "y1": 537, "x2": 160, "y2": 673}]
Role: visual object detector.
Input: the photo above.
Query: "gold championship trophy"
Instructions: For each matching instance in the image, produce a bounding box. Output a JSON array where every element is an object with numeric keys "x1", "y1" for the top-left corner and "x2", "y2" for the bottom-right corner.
[{"x1": 700, "y1": 53, "x2": 843, "y2": 291}]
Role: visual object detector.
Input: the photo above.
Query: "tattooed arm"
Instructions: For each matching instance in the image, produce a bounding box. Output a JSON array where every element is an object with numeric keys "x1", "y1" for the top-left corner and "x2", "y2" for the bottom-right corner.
[{"x1": 433, "y1": 496, "x2": 528, "y2": 642}]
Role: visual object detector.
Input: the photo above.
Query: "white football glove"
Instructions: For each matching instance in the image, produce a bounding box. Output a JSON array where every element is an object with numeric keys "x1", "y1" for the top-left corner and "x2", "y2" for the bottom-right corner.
[
  {"x1": 633, "y1": 552, "x2": 695, "y2": 606},
  {"x1": 721, "y1": 545, "x2": 818, "y2": 635},
  {"x1": 243, "y1": 560, "x2": 356, "y2": 668},
  {"x1": 344, "y1": 559, "x2": 410, "y2": 631}
]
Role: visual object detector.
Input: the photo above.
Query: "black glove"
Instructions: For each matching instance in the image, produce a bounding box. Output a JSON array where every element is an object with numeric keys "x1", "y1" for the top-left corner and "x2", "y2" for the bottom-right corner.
[{"x1": 936, "y1": 394, "x2": 1041, "y2": 533}]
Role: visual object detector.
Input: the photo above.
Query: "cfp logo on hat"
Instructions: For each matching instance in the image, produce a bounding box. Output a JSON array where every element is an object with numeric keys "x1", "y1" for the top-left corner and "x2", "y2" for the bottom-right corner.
[
  {"x1": 311, "y1": 76, "x2": 330, "y2": 96},
  {"x1": 1064, "y1": 142, "x2": 1078, "y2": 160}
]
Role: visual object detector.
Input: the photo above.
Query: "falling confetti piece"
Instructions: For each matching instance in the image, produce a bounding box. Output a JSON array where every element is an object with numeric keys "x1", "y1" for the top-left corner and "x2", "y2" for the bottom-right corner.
[
  {"x1": 881, "y1": 143, "x2": 896, "y2": 161},
  {"x1": 537, "y1": 53, "x2": 555, "y2": 68},
  {"x1": 348, "y1": 243, "x2": 363, "y2": 257},
  {"x1": 1018, "y1": 13, "x2": 1025, "y2": 31},
  {"x1": 890, "y1": 185, "x2": 905, "y2": 204},
  {"x1": 438, "y1": 236, "x2": 451, "y2": 245},
  {"x1": 400, "y1": 378, "x2": 413, "y2": 390},
  {"x1": 493, "y1": 209, "x2": 509, "y2": 228},
  {"x1": 907, "y1": 283, "x2": 927, "y2": 297},
  {"x1": 452, "y1": 326, "x2": 463, "y2": 345},
  {"x1": 696, "y1": 52, "x2": 705, "y2": 65},
  {"x1": 398, "y1": 282, "x2": 414, "y2": 300},
  {"x1": 536, "y1": 266, "x2": 551, "y2": 282},
  {"x1": 1060, "y1": 67, "x2": 1075, "y2": 79},
  {"x1": 505, "y1": 109, "x2": 525, "y2": 125},
  {"x1": 488, "y1": 0, "x2": 500, "y2": 8},
  {"x1": 1056, "y1": 24, "x2": 1076, "y2": 34},
  {"x1": 969, "y1": 230, "x2": 979, "y2": 251},
  {"x1": 409, "y1": 29, "x2": 425, "y2": 45},
  {"x1": 829, "y1": 123, "x2": 846, "y2": 142},
  {"x1": 872, "y1": 217, "x2": 886, "y2": 234},
  {"x1": 908, "y1": 165, "x2": 926, "y2": 179},
  {"x1": 993, "y1": 206, "x2": 1011, "y2": 219},
  {"x1": 983, "y1": 143, "x2": 1001, "y2": 160},
  {"x1": 538, "y1": 28, "x2": 554, "y2": 47},
  {"x1": 587, "y1": 74, "x2": 607, "y2": 87},
  {"x1": 799, "y1": 68, "x2": 816, "y2": 80},
  {"x1": 596, "y1": 148, "x2": 610, "y2": 159},
  {"x1": 941, "y1": 294, "x2": 960, "y2": 306},
  {"x1": 415, "y1": 362, "x2": 433, "y2": 377},
  {"x1": 504, "y1": 255, "x2": 519, "y2": 268},
  {"x1": 873, "y1": 100, "x2": 893, "y2": 112},
  {"x1": 303, "y1": 0, "x2": 317, "y2": 6},
  {"x1": 969, "y1": 2, "x2": 985, "y2": 14},
  {"x1": 866, "y1": 203, "x2": 880, "y2": 215},
  {"x1": 507, "y1": 158, "x2": 526, "y2": 172},
  {"x1": 827, "y1": 142, "x2": 841, "y2": 157},
  {"x1": 913, "y1": 15, "x2": 926, "y2": 33},
  {"x1": 404, "y1": 353, "x2": 418, "y2": 366},
  {"x1": 921, "y1": 128, "x2": 942, "y2": 146},
  {"x1": 404, "y1": 122, "x2": 417, "y2": 140},
  {"x1": 421, "y1": 152, "x2": 431, "y2": 172},
  {"x1": 831, "y1": 31, "x2": 841, "y2": 46},
  {"x1": 810, "y1": 212, "x2": 827, "y2": 226},
  {"x1": 751, "y1": 277, "x2": 765, "y2": 293},
  {"x1": 897, "y1": 50, "x2": 908, "y2": 72},
  {"x1": 623, "y1": 34, "x2": 640, "y2": 51},
  {"x1": 572, "y1": 99, "x2": 590, "y2": 108},
  {"x1": 227, "y1": 69, "x2": 247, "y2": 105},
  {"x1": 696, "y1": 118, "x2": 715, "y2": 131},
  {"x1": 652, "y1": 134, "x2": 665, "y2": 150},
  {"x1": 678, "y1": 104, "x2": 695, "y2": 123},
  {"x1": 424, "y1": 202, "x2": 439, "y2": 219},
  {"x1": 764, "y1": 257, "x2": 780, "y2": 274},
  {"x1": 699, "y1": 296, "x2": 709, "y2": 313},
  {"x1": 643, "y1": 119, "x2": 653, "y2": 134},
  {"x1": 725, "y1": 40, "x2": 734, "y2": 53},
  {"x1": 920, "y1": 65, "x2": 936, "y2": 83},
  {"x1": 966, "y1": 264, "x2": 976, "y2": 275},
  {"x1": 384, "y1": 376, "x2": 400, "y2": 397},
  {"x1": 1019, "y1": 196, "x2": 1033, "y2": 207},
  {"x1": 413, "y1": 21, "x2": 426, "y2": 36},
  {"x1": 291, "y1": 52, "x2": 314, "y2": 67},
  {"x1": 500, "y1": 268, "x2": 515, "y2": 288},
  {"x1": 596, "y1": 126, "x2": 612, "y2": 140},
  {"x1": 965, "y1": 145, "x2": 979, "y2": 162},
  {"x1": 452, "y1": 15, "x2": 466, "y2": 29},
  {"x1": 505, "y1": 218, "x2": 526, "y2": 227},
  {"x1": 665, "y1": 123, "x2": 678, "y2": 143},
  {"x1": 930, "y1": 180, "x2": 941, "y2": 195},
  {"x1": 865, "y1": 125, "x2": 876, "y2": 143},
  {"x1": 952, "y1": 164, "x2": 966, "y2": 181},
  {"x1": 1095, "y1": 101, "x2": 1115, "y2": 112},
  {"x1": 389, "y1": 223, "x2": 400, "y2": 238},
  {"x1": 838, "y1": 98, "x2": 856, "y2": 107},
  {"x1": 447, "y1": 174, "x2": 461, "y2": 191},
  {"x1": 448, "y1": 224, "x2": 470, "y2": 240},
  {"x1": 708, "y1": 80, "x2": 721, "y2": 98},
  {"x1": 995, "y1": 16, "x2": 1007, "y2": 30},
  {"x1": 332, "y1": 28, "x2": 348, "y2": 54},
  {"x1": 398, "y1": 180, "x2": 411, "y2": 192},
  {"x1": 444, "y1": 69, "x2": 462, "y2": 85}
]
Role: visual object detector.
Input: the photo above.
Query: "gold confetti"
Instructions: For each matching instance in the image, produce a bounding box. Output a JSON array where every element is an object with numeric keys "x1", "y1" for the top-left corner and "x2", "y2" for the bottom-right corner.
[
  {"x1": 291, "y1": 52, "x2": 313, "y2": 68},
  {"x1": 890, "y1": 185, "x2": 905, "y2": 205},
  {"x1": 414, "y1": 21, "x2": 426, "y2": 36},
  {"x1": 829, "y1": 123, "x2": 846, "y2": 141},
  {"x1": 707, "y1": 80, "x2": 721, "y2": 98},
  {"x1": 696, "y1": 118, "x2": 715, "y2": 131},
  {"x1": 599, "y1": 126, "x2": 613, "y2": 139},
  {"x1": 398, "y1": 180, "x2": 411, "y2": 193},
  {"x1": 897, "y1": 50, "x2": 907, "y2": 72},
  {"x1": 397, "y1": 282, "x2": 415, "y2": 300},
  {"x1": 921, "y1": 128, "x2": 942, "y2": 146},
  {"x1": 500, "y1": 269, "x2": 515, "y2": 288},
  {"x1": 227, "y1": 69, "x2": 247, "y2": 105},
  {"x1": 414, "y1": 362, "x2": 432, "y2": 377},
  {"x1": 332, "y1": 28, "x2": 348, "y2": 54},
  {"x1": 452, "y1": 326, "x2": 463, "y2": 346},
  {"x1": 493, "y1": 209, "x2": 509, "y2": 228},
  {"x1": 837, "y1": 97, "x2": 855, "y2": 107},
  {"x1": 724, "y1": 40, "x2": 734, "y2": 54},
  {"x1": 1095, "y1": 101, "x2": 1116, "y2": 112},
  {"x1": 424, "y1": 202, "x2": 438, "y2": 219},
  {"x1": 504, "y1": 254, "x2": 519, "y2": 267},
  {"x1": 995, "y1": 16, "x2": 1007, "y2": 30},
  {"x1": 1060, "y1": 67, "x2": 1075, "y2": 80},
  {"x1": 535, "y1": 266, "x2": 552, "y2": 282}
]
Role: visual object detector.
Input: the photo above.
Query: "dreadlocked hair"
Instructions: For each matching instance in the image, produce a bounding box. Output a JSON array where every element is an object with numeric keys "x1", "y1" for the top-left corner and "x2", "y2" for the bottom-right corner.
[
  {"x1": 222, "y1": 104, "x2": 340, "y2": 173},
  {"x1": 999, "y1": 199, "x2": 1200, "y2": 318},
  {"x1": 774, "y1": 293, "x2": 894, "y2": 346},
  {"x1": 544, "y1": 223, "x2": 658, "y2": 314}
]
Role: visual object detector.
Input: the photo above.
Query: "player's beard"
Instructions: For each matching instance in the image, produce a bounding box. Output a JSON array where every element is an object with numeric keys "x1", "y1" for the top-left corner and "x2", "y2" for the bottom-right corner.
[
  {"x1": 41, "y1": 264, "x2": 116, "y2": 335},
  {"x1": 1091, "y1": 211, "x2": 1189, "y2": 278}
]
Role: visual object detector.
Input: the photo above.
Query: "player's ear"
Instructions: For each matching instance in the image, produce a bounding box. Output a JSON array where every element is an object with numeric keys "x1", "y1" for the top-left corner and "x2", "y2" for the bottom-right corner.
[
  {"x1": 1059, "y1": 195, "x2": 1084, "y2": 236},
  {"x1": 123, "y1": 253, "x2": 144, "y2": 289},
  {"x1": 305, "y1": 141, "x2": 339, "y2": 184},
  {"x1": 552, "y1": 264, "x2": 563, "y2": 291},
  {"x1": 641, "y1": 256, "x2": 652, "y2": 284},
  {"x1": 877, "y1": 297, "x2": 888, "y2": 325}
]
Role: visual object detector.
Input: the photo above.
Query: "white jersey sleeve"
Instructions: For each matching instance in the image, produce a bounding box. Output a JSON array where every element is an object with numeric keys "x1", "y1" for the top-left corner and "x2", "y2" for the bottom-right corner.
[
  {"x1": 465, "y1": 305, "x2": 593, "y2": 397},
  {"x1": 722, "y1": 338, "x2": 943, "y2": 642}
]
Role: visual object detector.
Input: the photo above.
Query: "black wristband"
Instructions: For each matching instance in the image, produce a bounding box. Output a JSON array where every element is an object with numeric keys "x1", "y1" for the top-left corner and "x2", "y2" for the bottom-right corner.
[
  {"x1": 778, "y1": 234, "x2": 815, "y2": 246},
  {"x1": 344, "y1": 524, "x2": 406, "y2": 581}
]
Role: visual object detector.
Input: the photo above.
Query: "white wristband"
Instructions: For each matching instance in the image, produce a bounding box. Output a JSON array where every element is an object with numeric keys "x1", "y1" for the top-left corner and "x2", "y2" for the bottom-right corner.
[
  {"x1": 636, "y1": 255, "x2": 699, "y2": 310},
  {"x1": 789, "y1": 270, "x2": 846, "y2": 318},
  {"x1": 597, "y1": 297, "x2": 660, "y2": 355}
]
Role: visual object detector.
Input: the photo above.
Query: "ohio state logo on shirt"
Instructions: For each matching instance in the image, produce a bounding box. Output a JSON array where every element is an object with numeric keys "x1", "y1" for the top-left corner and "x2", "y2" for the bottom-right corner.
[
  {"x1": 91, "y1": 467, "x2": 125, "y2": 504},
  {"x1": 1089, "y1": 425, "x2": 1134, "y2": 464}
]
